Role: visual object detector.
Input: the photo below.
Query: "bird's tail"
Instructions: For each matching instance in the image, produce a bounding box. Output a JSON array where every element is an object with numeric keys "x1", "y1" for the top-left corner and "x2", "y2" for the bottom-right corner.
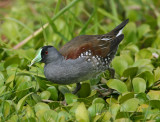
[{"x1": 109, "y1": 19, "x2": 129, "y2": 37}]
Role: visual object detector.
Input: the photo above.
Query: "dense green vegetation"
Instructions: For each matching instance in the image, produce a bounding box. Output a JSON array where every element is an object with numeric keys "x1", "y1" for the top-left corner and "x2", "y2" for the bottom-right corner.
[{"x1": 0, "y1": 0, "x2": 160, "y2": 121}]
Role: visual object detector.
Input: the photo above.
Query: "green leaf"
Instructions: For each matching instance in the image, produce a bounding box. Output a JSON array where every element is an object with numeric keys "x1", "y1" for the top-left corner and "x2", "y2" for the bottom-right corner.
[
  {"x1": 17, "y1": 92, "x2": 33, "y2": 112},
  {"x1": 32, "y1": 94, "x2": 41, "y2": 103},
  {"x1": 58, "y1": 85, "x2": 71, "y2": 95},
  {"x1": 147, "y1": 91, "x2": 160, "y2": 100},
  {"x1": 112, "y1": 56, "x2": 128, "y2": 76},
  {"x1": 92, "y1": 98, "x2": 106, "y2": 104},
  {"x1": 118, "y1": 92, "x2": 134, "y2": 104},
  {"x1": 133, "y1": 59, "x2": 151, "y2": 67},
  {"x1": 123, "y1": 22, "x2": 137, "y2": 44},
  {"x1": 132, "y1": 77, "x2": 146, "y2": 93},
  {"x1": 88, "y1": 103, "x2": 104, "y2": 118},
  {"x1": 107, "y1": 79, "x2": 128, "y2": 93},
  {"x1": 78, "y1": 83, "x2": 91, "y2": 98},
  {"x1": 123, "y1": 67, "x2": 138, "y2": 79},
  {"x1": 47, "y1": 86, "x2": 58, "y2": 101},
  {"x1": 40, "y1": 91, "x2": 51, "y2": 100},
  {"x1": 34, "y1": 102, "x2": 50, "y2": 113},
  {"x1": 154, "y1": 67, "x2": 160, "y2": 81},
  {"x1": 120, "y1": 98, "x2": 139, "y2": 112},
  {"x1": 149, "y1": 100, "x2": 160, "y2": 109},
  {"x1": 65, "y1": 93, "x2": 78, "y2": 104},
  {"x1": 75, "y1": 102, "x2": 89, "y2": 122},
  {"x1": 138, "y1": 24, "x2": 150, "y2": 39},
  {"x1": 135, "y1": 49, "x2": 152, "y2": 60},
  {"x1": 43, "y1": 110, "x2": 58, "y2": 121},
  {"x1": 137, "y1": 71, "x2": 155, "y2": 87},
  {"x1": 110, "y1": 103, "x2": 120, "y2": 119},
  {"x1": 3, "y1": 100, "x2": 12, "y2": 118},
  {"x1": 4, "y1": 55, "x2": 20, "y2": 69}
]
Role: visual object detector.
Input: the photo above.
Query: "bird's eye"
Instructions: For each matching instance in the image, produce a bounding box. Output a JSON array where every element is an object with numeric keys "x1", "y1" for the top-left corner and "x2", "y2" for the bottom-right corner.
[{"x1": 45, "y1": 51, "x2": 48, "y2": 55}]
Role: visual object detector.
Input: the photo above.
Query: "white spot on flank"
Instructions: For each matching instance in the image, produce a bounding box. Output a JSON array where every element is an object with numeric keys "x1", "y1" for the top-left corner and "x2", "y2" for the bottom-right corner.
[
  {"x1": 116, "y1": 29, "x2": 123, "y2": 37},
  {"x1": 87, "y1": 59, "x2": 91, "y2": 61}
]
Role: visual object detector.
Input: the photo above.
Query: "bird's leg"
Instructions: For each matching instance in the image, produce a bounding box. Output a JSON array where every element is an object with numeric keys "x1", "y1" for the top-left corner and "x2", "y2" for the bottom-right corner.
[
  {"x1": 72, "y1": 83, "x2": 81, "y2": 94},
  {"x1": 108, "y1": 67, "x2": 115, "y2": 79},
  {"x1": 97, "y1": 68, "x2": 115, "y2": 97}
]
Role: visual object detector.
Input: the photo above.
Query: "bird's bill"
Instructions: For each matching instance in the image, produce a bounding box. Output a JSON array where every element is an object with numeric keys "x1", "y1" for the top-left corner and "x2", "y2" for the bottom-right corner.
[{"x1": 29, "y1": 48, "x2": 42, "y2": 67}]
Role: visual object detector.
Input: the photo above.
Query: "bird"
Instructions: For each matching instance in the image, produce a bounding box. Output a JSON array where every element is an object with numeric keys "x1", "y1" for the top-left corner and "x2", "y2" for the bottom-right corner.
[{"x1": 29, "y1": 19, "x2": 129, "y2": 94}]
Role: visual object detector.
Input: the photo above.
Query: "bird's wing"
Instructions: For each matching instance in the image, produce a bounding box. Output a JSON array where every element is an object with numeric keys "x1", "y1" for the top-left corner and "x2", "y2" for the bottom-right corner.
[{"x1": 59, "y1": 19, "x2": 129, "y2": 60}]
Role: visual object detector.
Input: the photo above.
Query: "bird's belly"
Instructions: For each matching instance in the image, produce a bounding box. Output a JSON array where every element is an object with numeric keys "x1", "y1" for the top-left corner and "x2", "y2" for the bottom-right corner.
[{"x1": 43, "y1": 61, "x2": 105, "y2": 84}]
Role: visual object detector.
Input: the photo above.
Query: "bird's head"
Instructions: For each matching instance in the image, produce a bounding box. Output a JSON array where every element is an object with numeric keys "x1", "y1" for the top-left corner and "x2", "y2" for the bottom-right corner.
[{"x1": 29, "y1": 45, "x2": 62, "y2": 66}]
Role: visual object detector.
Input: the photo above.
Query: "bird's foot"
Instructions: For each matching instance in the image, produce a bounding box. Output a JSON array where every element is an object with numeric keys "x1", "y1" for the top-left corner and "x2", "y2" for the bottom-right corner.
[
  {"x1": 72, "y1": 83, "x2": 81, "y2": 94},
  {"x1": 108, "y1": 67, "x2": 115, "y2": 79},
  {"x1": 96, "y1": 87, "x2": 113, "y2": 97}
]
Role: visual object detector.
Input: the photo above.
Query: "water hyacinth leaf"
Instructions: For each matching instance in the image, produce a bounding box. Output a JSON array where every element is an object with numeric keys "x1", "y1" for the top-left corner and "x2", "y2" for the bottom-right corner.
[
  {"x1": 125, "y1": 44, "x2": 139, "y2": 54},
  {"x1": 0, "y1": 72, "x2": 5, "y2": 87},
  {"x1": 154, "y1": 67, "x2": 160, "y2": 81},
  {"x1": 132, "y1": 77, "x2": 146, "y2": 93},
  {"x1": 133, "y1": 59, "x2": 151, "y2": 67},
  {"x1": 4, "y1": 55, "x2": 20, "y2": 69},
  {"x1": 123, "y1": 67, "x2": 138, "y2": 79},
  {"x1": 149, "y1": 100, "x2": 160, "y2": 109},
  {"x1": 121, "y1": 54, "x2": 134, "y2": 66},
  {"x1": 101, "y1": 112, "x2": 112, "y2": 121},
  {"x1": 88, "y1": 103, "x2": 104, "y2": 118},
  {"x1": 136, "y1": 93, "x2": 149, "y2": 104},
  {"x1": 25, "y1": 105, "x2": 35, "y2": 118},
  {"x1": 36, "y1": 77, "x2": 48, "y2": 90},
  {"x1": 16, "y1": 81, "x2": 33, "y2": 99},
  {"x1": 106, "y1": 98, "x2": 118, "y2": 105},
  {"x1": 137, "y1": 104, "x2": 149, "y2": 112},
  {"x1": 147, "y1": 91, "x2": 160, "y2": 100},
  {"x1": 75, "y1": 102, "x2": 89, "y2": 122},
  {"x1": 110, "y1": 103, "x2": 120, "y2": 119},
  {"x1": 43, "y1": 110, "x2": 58, "y2": 121},
  {"x1": 92, "y1": 98, "x2": 106, "y2": 104},
  {"x1": 78, "y1": 83, "x2": 91, "y2": 98},
  {"x1": 57, "y1": 111, "x2": 71, "y2": 122},
  {"x1": 118, "y1": 92, "x2": 134, "y2": 104},
  {"x1": 120, "y1": 98, "x2": 139, "y2": 112},
  {"x1": 137, "y1": 71, "x2": 155, "y2": 87},
  {"x1": 0, "y1": 86, "x2": 6, "y2": 95},
  {"x1": 34, "y1": 102, "x2": 50, "y2": 113},
  {"x1": 15, "y1": 75, "x2": 32, "y2": 88},
  {"x1": 58, "y1": 85, "x2": 71, "y2": 95},
  {"x1": 32, "y1": 94, "x2": 41, "y2": 103},
  {"x1": 17, "y1": 92, "x2": 33, "y2": 112},
  {"x1": 3, "y1": 100, "x2": 11, "y2": 118},
  {"x1": 138, "y1": 24, "x2": 150, "y2": 39},
  {"x1": 47, "y1": 86, "x2": 58, "y2": 101},
  {"x1": 40, "y1": 91, "x2": 51, "y2": 100},
  {"x1": 107, "y1": 79, "x2": 128, "y2": 93},
  {"x1": 65, "y1": 93, "x2": 78, "y2": 104},
  {"x1": 112, "y1": 56, "x2": 128, "y2": 76},
  {"x1": 69, "y1": 102, "x2": 80, "y2": 116},
  {"x1": 135, "y1": 49, "x2": 152, "y2": 60},
  {"x1": 123, "y1": 22, "x2": 137, "y2": 44}
]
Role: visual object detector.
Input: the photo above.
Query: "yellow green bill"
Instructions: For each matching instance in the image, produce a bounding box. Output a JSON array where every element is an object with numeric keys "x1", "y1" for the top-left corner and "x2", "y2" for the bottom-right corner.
[{"x1": 29, "y1": 48, "x2": 42, "y2": 67}]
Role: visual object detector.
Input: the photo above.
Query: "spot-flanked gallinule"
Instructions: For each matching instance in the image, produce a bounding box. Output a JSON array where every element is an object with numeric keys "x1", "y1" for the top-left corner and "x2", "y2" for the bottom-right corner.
[{"x1": 30, "y1": 19, "x2": 129, "y2": 94}]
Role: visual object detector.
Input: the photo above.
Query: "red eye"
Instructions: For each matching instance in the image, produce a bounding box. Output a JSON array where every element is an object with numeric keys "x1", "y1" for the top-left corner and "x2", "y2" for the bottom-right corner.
[{"x1": 45, "y1": 51, "x2": 48, "y2": 55}]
